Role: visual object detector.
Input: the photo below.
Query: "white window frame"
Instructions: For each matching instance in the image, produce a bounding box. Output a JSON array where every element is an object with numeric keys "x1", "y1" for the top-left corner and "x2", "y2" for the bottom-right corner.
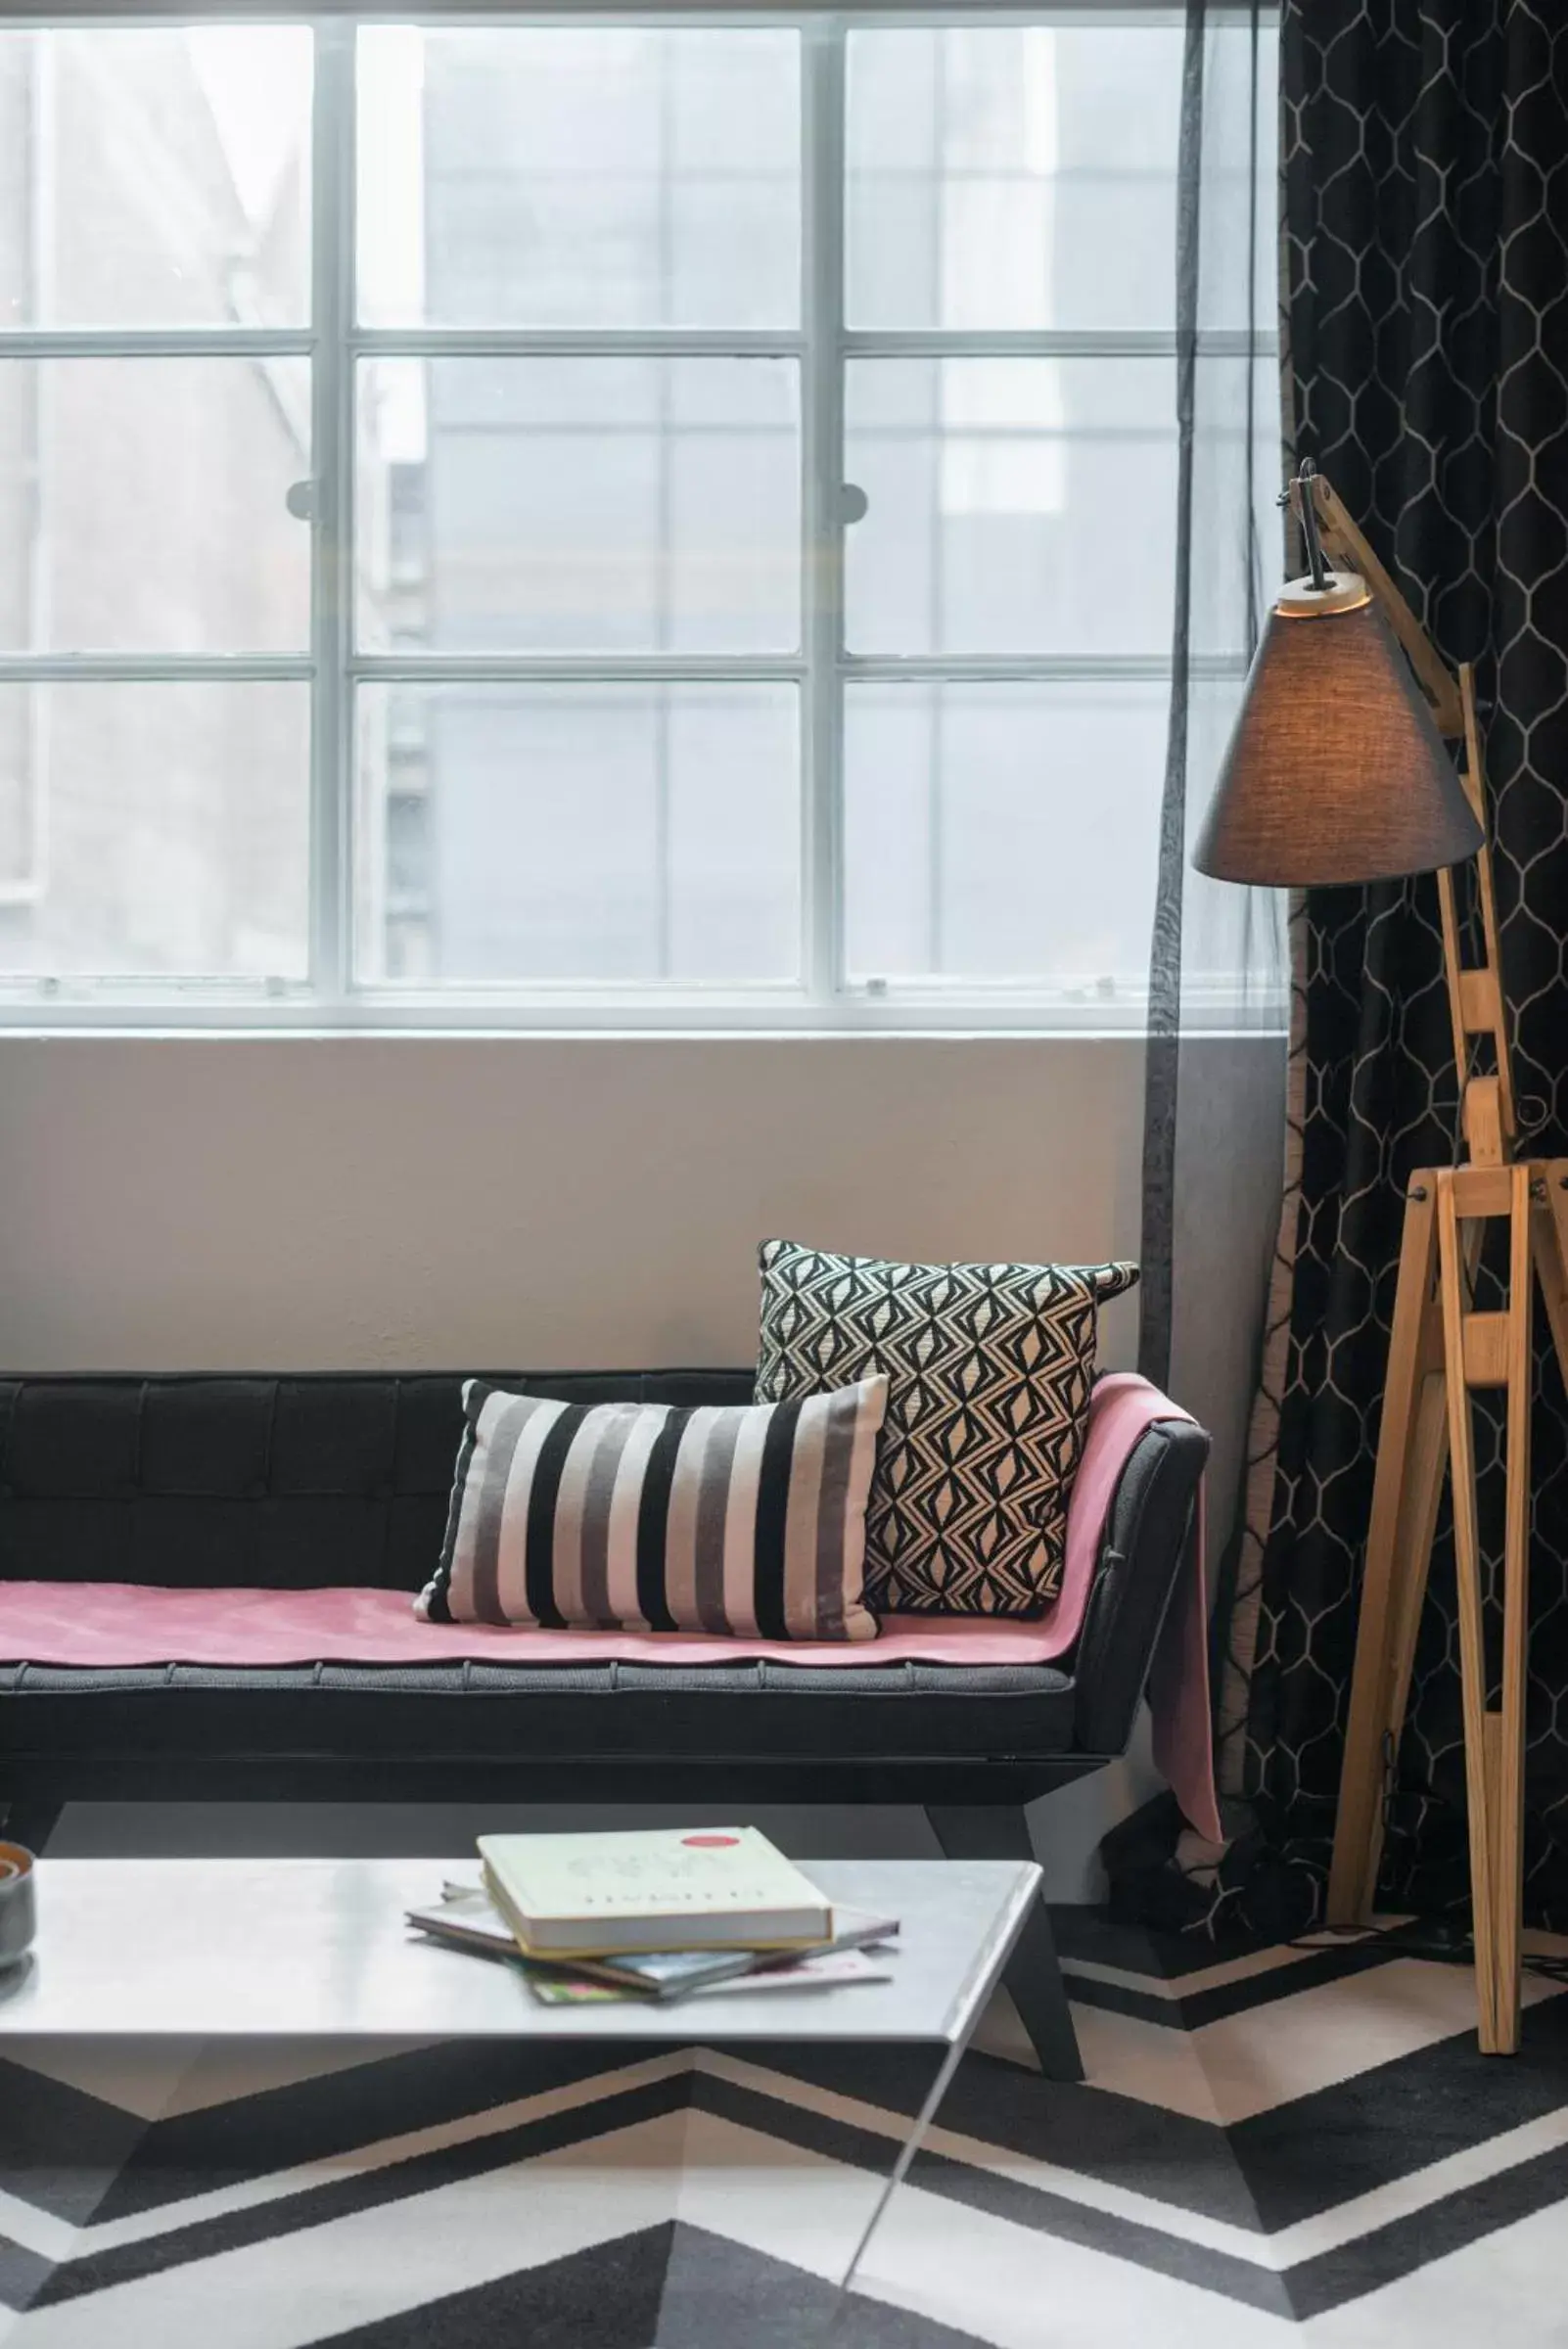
[{"x1": 0, "y1": 6, "x2": 1275, "y2": 1035}]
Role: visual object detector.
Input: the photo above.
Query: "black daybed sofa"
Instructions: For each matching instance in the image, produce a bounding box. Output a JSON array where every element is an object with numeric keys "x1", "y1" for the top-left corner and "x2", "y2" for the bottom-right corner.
[{"x1": 0, "y1": 1367, "x2": 1210, "y2": 2078}]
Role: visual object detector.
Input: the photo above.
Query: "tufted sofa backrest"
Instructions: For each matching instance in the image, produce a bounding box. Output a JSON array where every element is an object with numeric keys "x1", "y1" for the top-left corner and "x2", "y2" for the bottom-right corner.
[{"x1": 0, "y1": 1372, "x2": 755, "y2": 1590}]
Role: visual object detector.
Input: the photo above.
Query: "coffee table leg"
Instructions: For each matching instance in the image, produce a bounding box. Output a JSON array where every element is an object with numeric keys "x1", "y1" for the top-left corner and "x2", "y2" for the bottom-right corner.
[
  {"x1": 833, "y1": 2032, "x2": 968, "y2": 2306},
  {"x1": 814, "y1": 1865, "x2": 1041, "y2": 2332}
]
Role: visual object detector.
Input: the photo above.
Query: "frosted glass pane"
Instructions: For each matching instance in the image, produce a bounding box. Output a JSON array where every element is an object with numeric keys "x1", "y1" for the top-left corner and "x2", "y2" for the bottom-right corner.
[
  {"x1": 844, "y1": 358, "x2": 1179, "y2": 658},
  {"x1": 355, "y1": 683, "x2": 800, "y2": 985},
  {"x1": 0, "y1": 26, "x2": 310, "y2": 326},
  {"x1": 0, "y1": 359, "x2": 310, "y2": 654},
  {"x1": 357, "y1": 359, "x2": 801, "y2": 655},
  {"x1": 358, "y1": 27, "x2": 800, "y2": 329},
  {"x1": 0, "y1": 683, "x2": 308, "y2": 979},
  {"x1": 844, "y1": 680, "x2": 1165, "y2": 998},
  {"x1": 847, "y1": 27, "x2": 1182, "y2": 331}
]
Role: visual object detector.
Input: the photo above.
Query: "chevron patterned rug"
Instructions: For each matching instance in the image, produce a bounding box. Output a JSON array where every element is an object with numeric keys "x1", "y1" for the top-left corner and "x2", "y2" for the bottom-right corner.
[{"x1": 5, "y1": 1906, "x2": 1568, "y2": 2347}]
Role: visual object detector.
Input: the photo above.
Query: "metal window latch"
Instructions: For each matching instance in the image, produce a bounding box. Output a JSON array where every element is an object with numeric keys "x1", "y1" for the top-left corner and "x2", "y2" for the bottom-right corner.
[{"x1": 285, "y1": 481, "x2": 316, "y2": 523}]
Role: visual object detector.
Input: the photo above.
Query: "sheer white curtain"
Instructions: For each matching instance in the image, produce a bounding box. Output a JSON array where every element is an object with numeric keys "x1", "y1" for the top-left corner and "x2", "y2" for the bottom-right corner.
[{"x1": 1140, "y1": 2, "x2": 1288, "y2": 1625}]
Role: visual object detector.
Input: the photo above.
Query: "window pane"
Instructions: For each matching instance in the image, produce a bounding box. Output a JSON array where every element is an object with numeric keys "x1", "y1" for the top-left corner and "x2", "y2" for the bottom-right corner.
[
  {"x1": 0, "y1": 359, "x2": 311, "y2": 654},
  {"x1": 357, "y1": 358, "x2": 801, "y2": 655},
  {"x1": 1192, "y1": 353, "x2": 1284, "y2": 664},
  {"x1": 357, "y1": 27, "x2": 800, "y2": 329},
  {"x1": 355, "y1": 683, "x2": 800, "y2": 984},
  {"x1": 1200, "y1": 17, "x2": 1281, "y2": 332},
  {"x1": 0, "y1": 682, "x2": 308, "y2": 979},
  {"x1": 844, "y1": 680, "x2": 1164, "y2": 994},
  {"x1": 847, "y1": 26, "x2": 1181, "y2": 332},
  {"x1": 1183, "y1": 673, "x2": 1287, "y2": 1020},
  {"x1": 844, "y1": 357, "x2": 1177, "y2": 657},
  {"x1": 0, "y1": 26, "x2": 311, "y2": 327}
]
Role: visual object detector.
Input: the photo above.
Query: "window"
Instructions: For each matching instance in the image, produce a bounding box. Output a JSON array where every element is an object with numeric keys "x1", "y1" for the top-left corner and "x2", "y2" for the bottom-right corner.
[{"x1": 0, "y1": 14, "x2": 1276, "y2": 1028}]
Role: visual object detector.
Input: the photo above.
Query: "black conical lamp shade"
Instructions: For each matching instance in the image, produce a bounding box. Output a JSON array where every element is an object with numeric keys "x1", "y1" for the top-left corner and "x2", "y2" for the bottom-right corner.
[{"x1": 1193, "y1": 580, "x2": 1484, "y2": 886}]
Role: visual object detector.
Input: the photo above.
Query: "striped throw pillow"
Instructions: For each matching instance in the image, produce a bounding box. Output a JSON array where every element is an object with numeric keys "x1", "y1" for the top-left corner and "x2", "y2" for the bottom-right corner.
[{"x1": 417, "y1": 1375, "x2": 889, "y2": 1641}]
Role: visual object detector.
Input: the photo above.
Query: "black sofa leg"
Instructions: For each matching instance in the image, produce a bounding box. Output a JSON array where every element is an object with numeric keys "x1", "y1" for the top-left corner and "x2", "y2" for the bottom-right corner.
[
  {"x1": 926, "y1": 1805, "x2": 1084, "y2": 2083},
  {"x1": 1, "y1": 1796, "x2": 64, "y2": 1857}
]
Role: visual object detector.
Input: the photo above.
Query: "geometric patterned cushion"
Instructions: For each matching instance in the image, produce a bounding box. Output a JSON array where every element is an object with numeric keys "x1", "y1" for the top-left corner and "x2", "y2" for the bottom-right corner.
[{"x1": 756, "y1": 1240, "x2": 1139, "y2": 1617}]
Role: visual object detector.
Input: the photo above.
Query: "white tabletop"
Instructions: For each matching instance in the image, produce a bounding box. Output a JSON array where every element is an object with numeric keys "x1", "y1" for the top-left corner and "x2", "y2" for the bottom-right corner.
[{"x1": 0, "y1": 1857, "x2": 1038, "y2": 2048}]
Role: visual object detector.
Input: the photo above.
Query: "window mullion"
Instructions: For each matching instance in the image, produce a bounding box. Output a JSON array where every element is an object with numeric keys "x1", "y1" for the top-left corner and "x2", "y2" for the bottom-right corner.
[
  {"x1": 348, "y1": 654, "x2": 807, "y2": 682},
  {"x1": 0, "y1": 329, "x2": 315, "y2": 359},
  {"x1": 0, "y1": 655, "x2": 312, "y2": 683},
  {"x1": 309, "y1": 19, "x2": 356, "y2": 1008},
  {"x1": 347, "y1": 328, "x2": 806, "y2": 358},
  {"x1": 801, "y1": 17, "x2": 847, "y2": 1011}
]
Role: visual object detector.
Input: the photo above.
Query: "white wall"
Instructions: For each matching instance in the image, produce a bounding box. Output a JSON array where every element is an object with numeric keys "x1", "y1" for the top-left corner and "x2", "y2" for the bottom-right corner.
[{"x1": 0, "y1": 1030, "x2": 1284, "y2": 1896}]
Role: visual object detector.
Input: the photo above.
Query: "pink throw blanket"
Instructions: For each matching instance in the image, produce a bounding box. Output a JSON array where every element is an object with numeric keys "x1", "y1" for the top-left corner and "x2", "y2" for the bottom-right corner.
[{"x1": 0, "y1": 1373, "x2": 1219, "y2": 1837}]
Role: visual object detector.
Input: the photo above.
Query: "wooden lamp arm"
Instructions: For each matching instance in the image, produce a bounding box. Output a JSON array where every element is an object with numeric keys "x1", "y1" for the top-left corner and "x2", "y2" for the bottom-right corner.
[
  {"x1": 1287, "y1": 471, "x2": 1513, "y2": 1163},
  {"x1": 1289, "y1": 473, "x2": 1466, "y2": 738}
]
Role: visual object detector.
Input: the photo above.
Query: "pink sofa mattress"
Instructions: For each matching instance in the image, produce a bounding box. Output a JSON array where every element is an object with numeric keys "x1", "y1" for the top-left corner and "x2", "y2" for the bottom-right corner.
[{"x1": 0, "y1": 1581, "x2": 1065, "y2": 1670}]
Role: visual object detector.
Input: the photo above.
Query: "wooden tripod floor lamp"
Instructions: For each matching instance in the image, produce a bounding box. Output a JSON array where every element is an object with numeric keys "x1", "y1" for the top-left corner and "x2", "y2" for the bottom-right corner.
[{"x1": 1196, "y1": 460, "x2": 1568, "y2": 2054}]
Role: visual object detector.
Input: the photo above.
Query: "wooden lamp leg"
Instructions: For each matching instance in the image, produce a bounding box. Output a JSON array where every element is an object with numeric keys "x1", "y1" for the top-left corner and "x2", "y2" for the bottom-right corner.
[
  {"x1": 1436, "y1": 1170, "x2": 1503, "y2": 2046},
  {"x1": 1327, "y1": 1177, "x2": 1446, "y2": 1928},
  {"x1": 1490, "y1": 1165, "x2": 1533, "y2": 2051},
  {"x1": 1533, "y1": 1162, "x2": 1568, "y2": 1401},
  {"x1": 1433, "y1": 1164, "x2": 1537, "y2": 2053},
  {"x1": 1333, "y1": 1163, "x2": 1556, "y2": 2049}
]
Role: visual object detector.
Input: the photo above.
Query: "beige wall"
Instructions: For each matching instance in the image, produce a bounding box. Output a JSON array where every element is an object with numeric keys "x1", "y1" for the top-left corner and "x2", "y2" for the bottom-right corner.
[{"x1": 0, "y1": 1034, "x2": 1159, "y2": 1372}]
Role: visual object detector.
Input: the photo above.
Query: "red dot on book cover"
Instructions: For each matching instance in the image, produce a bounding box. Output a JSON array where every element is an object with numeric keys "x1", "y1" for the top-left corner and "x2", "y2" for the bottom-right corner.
[{"x1": 681, "y1": 1833, "x2": 739, "y2": 1848}]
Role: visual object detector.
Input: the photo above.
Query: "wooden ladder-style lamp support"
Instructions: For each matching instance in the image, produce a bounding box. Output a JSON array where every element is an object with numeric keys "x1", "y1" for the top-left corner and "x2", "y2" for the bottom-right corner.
[
  {"x1": 1195, "y1": 463, "x2": 1568, "y2": 2053},
  {"x1": 1304, "y1": 475, "x2": 1568, "y2": 2053}
]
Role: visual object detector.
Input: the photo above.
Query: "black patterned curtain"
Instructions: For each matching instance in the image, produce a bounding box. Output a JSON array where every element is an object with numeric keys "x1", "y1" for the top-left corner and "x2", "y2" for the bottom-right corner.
[{"x1": 1214, "y1": 0, "x2": 1568, "y2": 1933}]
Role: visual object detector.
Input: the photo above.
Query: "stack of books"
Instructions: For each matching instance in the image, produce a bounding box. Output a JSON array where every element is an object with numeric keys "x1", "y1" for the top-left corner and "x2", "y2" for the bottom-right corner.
[{"x1": 407, "y1": 1826, "x2": 899, "y2": 2006}]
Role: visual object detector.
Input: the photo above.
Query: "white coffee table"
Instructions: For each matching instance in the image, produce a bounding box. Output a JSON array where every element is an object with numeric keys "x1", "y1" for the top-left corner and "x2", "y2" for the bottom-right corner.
[{"x1": 0, "y1": 1855, "x2": 1038, "y2": 2306}]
